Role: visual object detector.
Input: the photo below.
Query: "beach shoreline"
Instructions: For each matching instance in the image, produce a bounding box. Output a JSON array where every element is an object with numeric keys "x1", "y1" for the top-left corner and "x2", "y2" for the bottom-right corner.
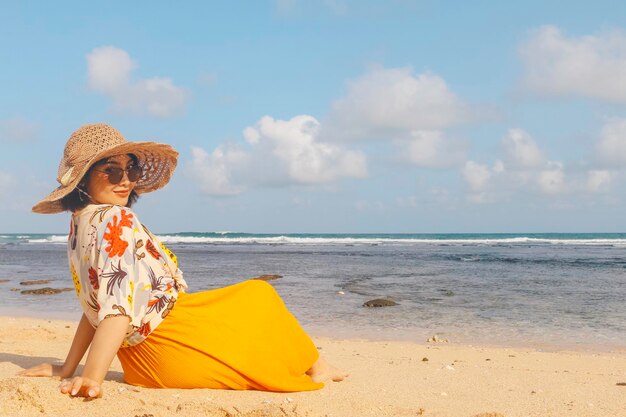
[
  {"x1": 1, "y1": 316, "x2": 624, "y2": 417},
  {"x1": 2, "y1": 308, "x2": 624, "y2": 355}
]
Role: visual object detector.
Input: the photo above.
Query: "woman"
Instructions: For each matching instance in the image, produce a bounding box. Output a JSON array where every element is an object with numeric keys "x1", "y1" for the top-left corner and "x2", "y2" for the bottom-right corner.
[{"x1": 19, "y1": 123, "x2": 346, "y2": 398}]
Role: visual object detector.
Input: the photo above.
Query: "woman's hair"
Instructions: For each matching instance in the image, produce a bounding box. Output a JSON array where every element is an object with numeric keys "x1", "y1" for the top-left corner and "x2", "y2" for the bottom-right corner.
[{"x1": 60, "y1": 154, "x2": 141, "y2": 212}]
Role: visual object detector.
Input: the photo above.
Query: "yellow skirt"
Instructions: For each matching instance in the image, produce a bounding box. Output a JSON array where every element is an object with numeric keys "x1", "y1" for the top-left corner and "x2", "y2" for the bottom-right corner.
[{"x1": 117, "y1": 280, "x2": 323, "y2": 391}]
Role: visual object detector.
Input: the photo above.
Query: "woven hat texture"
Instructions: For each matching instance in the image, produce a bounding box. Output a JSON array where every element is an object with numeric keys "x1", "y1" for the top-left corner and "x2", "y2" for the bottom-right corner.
[{"x1": 32, "y1": 123, "x2": 178, "y2": 214}]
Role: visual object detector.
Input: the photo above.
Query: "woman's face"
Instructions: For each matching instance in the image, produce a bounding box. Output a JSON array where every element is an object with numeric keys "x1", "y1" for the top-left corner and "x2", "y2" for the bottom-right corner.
[{"x1": 85, "y1": 154, "x2": 138, "y2": 206}]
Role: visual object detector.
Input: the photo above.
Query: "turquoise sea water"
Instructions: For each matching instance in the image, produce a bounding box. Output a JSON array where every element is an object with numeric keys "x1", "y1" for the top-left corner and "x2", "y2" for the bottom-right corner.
[{"x1": 1, "y1": 232, "x2": 625, "y2": 351}]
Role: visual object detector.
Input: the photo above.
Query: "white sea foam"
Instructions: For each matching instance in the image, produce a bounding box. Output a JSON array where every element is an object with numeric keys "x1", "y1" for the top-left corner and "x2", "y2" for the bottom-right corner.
[
  {"x1": 156, "y1": 235, "x2": 626, "y2": 246},
  {"x1": 27, "y1": 235, "x2": 68, "y2": 244},
  {"x1": 10, "y1": 233, "x2": 626, "y2": 246}
]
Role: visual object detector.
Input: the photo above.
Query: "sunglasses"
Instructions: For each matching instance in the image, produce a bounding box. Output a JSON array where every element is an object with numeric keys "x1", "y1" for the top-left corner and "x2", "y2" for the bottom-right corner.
[{"x1": 92, "y1": 165, "x2": 143, "y2": 184}]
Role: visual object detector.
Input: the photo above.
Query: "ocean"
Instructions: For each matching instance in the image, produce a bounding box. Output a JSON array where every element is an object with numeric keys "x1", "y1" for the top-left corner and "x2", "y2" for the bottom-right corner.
[{"x1": 1, "y1": 232, "x2": 625, "y2": 351}]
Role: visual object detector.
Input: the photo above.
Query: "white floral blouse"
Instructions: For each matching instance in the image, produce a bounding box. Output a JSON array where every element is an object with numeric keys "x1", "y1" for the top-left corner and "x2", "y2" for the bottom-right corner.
[{"x1": 68, "y1": 204, "x2": 188, "y2": 346}]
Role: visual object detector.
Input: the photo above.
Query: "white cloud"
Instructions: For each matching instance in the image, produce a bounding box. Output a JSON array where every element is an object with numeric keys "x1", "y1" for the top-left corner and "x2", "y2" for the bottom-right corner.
[
  {"x1": 587, "y1": 170, "x2": 612, "y2": 193},
  {"x1": 249, "y1": 115, "x2": 367, "y2": 184},
  {"x1": 462, "y1": 130, "x2": 571, "y2": 202},
  {"x1": 502, "y1": 128, "x2": 544, "y2": 168},
  {"x1": 189, "y1": 146, "x2": 248, "y2": 196},
  {"x1": 520, "y1": 25, "x2": 626, "y2": 102},
  {"x1": 596, "y1": 118, "x2": 626, "y2": 166},
  {"x1": 188, "y1": 115, "x2": 367, "y2": 196},
  {"x1": 327, "y1": 67, "x2": 471, "y2": 140},
  {"x1": 86, "y1": 46, "x2": 187, "y2": 117},
  {"x1": 462, "y1": 161, "x2": 491, "y2": 192},
  {"x1": 87, "y1": 47, "x2": 134, "y2": 93},
  {"x1": 0, "y1": 118, "x2": 39, "y2": 142},
  {"x1": 403, "y1": 130, "x2": 466, "y2": 168},
  {"x1": 537, "y1": 162, "x2": 566, "y2": 194}
]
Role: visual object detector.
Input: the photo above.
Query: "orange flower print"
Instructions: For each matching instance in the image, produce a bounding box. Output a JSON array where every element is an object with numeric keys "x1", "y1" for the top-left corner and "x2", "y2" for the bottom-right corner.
[
  {"x1": 146, "y1": 239, "x2": 161, "y2": 260},
  {"x1": 103, "y1": 210, "x2": 134, "y2": 258}
]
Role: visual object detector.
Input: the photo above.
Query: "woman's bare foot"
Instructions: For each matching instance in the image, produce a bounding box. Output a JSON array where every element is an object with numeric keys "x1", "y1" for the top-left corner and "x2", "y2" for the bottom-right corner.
[{"x1": 306, "y1": 357, "x2": 349, "y2": 383}]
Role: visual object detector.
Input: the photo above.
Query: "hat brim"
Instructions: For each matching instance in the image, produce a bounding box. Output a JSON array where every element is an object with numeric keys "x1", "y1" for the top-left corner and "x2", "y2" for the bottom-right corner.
[{"x1": 32, "y1": 141, "x2": 178, "y2": 214}]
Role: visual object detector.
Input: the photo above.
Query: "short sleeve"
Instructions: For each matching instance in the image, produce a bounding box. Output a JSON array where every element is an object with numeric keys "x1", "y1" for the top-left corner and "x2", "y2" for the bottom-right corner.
[{"x1": 94, "y1": 206, "x2": 151, "y2": 328}]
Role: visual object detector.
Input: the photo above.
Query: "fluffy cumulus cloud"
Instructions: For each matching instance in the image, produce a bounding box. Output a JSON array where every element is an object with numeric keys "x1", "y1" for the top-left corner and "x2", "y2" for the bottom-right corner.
[
  {"x1": 520, "y1": 25, "x2": 626, "y2": 102},
  {"x1": 463, "y1": 161, "x2": 491, "y2": 192},
  {"x1": 327, "y1": 66, "x2": 471, "y2": 140},
  {"x1": 501, "y1": 128, "x2": 544, "y2": 168},
  {"x1": 246, "y1": 115, "x2": 367, "y2": 183},
  {"x1": 0, "y1": 118, "x2": 39, "y2": 142},
  {"x1": 462, "y1": 129, "x2": 570, "y2": 201},
  {"x1": 402, "y1": 130, "x2": 466, "y2": 169},
  {"x1": 188, "y1": 115, "x2": 367, "y2": 196},
  {"x1": 87, "y1": 46, "x2": 187, "y2": 117},
  {"x1": 189, "y1": 146, "x2": 249, "y2": 196}
]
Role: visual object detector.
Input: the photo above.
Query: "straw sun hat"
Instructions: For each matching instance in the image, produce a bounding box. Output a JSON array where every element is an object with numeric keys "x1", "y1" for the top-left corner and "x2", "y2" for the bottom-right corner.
[{"x1": 32, "y1": 123, "x2": 178, "y2": 214}]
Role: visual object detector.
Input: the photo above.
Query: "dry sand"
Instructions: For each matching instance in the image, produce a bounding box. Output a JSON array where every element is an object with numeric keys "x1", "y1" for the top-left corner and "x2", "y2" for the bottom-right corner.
[{"x1": 0, "y1": 316, "x2": 624, "y2": 417}]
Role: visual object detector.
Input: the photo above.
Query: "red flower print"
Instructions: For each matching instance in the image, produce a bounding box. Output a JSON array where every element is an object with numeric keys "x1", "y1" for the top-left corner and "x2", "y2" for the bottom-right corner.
[
  {"x1": 88, "y1": 267, "x2": 99, "y2": 289},
  {"x1": 145, "y1": 239, "x2": 161, "y2": 260},
  {"x1": 137, "y1": 322, "x2": 151, "y2": 337}
]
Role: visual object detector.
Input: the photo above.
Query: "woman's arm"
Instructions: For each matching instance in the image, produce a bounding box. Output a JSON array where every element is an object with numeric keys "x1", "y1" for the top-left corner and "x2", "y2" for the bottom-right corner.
[
  {"x1": 17, "y1": 313, "x2": 96, "y2": 379},
  {"x1": 59, "y1": 315, "x2": 129, "y2": 398}
]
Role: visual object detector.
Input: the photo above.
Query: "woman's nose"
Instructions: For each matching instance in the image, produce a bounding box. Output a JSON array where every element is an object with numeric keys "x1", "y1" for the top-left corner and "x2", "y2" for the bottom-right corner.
[{"x1": 118, "y1": 170, "x2": 131, "y2": 185}]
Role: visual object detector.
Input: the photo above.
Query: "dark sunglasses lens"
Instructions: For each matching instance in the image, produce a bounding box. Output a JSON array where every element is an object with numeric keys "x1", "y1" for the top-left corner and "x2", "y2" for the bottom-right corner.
[
  {"x1": 128, "y1": 166, "x2": 143, "y2": 182},
  {"x1": 106, "y1": 168, "x2": 123, "y2": 184}
]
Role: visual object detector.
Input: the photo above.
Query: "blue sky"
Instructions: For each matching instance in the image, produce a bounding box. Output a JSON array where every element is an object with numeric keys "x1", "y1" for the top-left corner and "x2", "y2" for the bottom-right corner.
[{"x1": 2, "y1": 0, "x2": 626, "y2": 233}]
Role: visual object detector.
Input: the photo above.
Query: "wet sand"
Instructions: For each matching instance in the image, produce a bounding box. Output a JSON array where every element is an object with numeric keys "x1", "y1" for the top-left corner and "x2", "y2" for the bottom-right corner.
[{"x1": 0, "y1": 316, "x2": 625, "y2": 417}]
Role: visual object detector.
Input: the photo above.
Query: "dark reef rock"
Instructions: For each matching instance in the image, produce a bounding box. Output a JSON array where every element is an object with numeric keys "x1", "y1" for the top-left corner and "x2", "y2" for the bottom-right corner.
[
  {"x1": 21, "y1": 287, "x2": 73, "y2": 295},
  {"x1": 20, "y1": 279, "x2": 51, "y2": 286},
  {"x1": 363, "y1": 298, "x2": 398, "y2": 307},
  {"x1": 251, "y1": 274, "x2": 283, "y2": 281}
]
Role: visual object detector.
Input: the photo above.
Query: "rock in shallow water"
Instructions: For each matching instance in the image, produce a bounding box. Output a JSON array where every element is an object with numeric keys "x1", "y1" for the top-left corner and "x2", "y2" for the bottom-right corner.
[
  {"x1": 19, "y1": 279, "x2": 51, "y2": 286},
  {"x1": 427, "y1": 335, "x2": 449, "y2": 343},
  {"x1": 363, "y1": 298, "x2": 398, "y2": 307},
  {"x1": 251, "y1": 274, "x2": 283, "y2": 281},
  {"x1": 21, "y1": 287, "x2": 73, "y2": 295}
]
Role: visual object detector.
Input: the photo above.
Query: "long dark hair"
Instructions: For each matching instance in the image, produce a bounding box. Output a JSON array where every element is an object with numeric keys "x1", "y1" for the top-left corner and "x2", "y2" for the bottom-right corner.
[{"x1": 60, "y1": 154, "x2": 141, "y2": 212}]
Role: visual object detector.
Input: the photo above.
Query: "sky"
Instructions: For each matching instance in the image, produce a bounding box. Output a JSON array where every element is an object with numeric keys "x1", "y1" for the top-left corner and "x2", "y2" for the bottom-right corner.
[{"x1": 2, "y1": 0, "x2": 626, "y2": 233}]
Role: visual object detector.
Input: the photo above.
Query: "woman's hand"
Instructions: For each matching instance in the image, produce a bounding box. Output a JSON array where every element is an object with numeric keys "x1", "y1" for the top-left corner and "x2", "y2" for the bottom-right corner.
[
  {"x1": 17, "y1": 363, "x2": 73, "y2": 379},
  {"x1": 59, "y1": 376, "x2": 102, "y2": 398}
]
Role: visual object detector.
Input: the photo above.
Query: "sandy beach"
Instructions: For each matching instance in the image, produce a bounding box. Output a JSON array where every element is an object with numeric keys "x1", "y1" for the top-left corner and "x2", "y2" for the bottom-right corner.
[{"x1": 0, "y1": 317, "x2": 623, "y2": 417}]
